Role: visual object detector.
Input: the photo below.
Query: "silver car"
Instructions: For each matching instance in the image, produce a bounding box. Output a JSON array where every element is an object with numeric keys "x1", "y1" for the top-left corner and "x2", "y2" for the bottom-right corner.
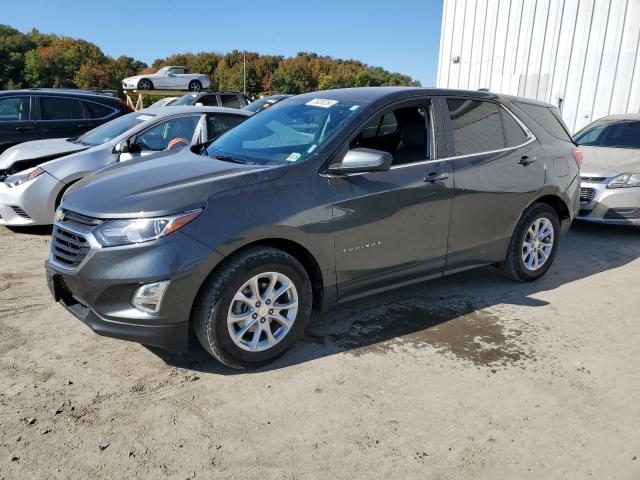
[
  {"x1": 0, "y1": 106, "x2": 250, "y2": 226},
  {"x1": 575, "y1": 114, "x2": 640, "y2": 226}
]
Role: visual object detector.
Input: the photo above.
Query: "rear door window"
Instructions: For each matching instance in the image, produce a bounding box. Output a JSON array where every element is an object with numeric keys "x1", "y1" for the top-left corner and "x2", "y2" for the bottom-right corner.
[
  {"x1": 199, "y1": 95, "x2": 219, "y2": 106},
  {"x1": 40, "y1": 97, "x2": 84, "y2": 120},
  {"x1": 207, "y1": 114, "x2": 246, "y2": 138},
  {"x1": 446, "y1": 99, "x2": 528, "y2": 156},
  {"x1": 0, "y1": 97, "x2": 30, "y2": 121},
  {"x1": 220, "y1": 94, "x2": 241, "y2": 108}
]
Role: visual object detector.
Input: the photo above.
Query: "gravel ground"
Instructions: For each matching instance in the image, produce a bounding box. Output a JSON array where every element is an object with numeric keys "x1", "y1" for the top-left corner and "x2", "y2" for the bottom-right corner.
[{"x1": 0, "y1": 221, "x2": 639, "y2": 479}]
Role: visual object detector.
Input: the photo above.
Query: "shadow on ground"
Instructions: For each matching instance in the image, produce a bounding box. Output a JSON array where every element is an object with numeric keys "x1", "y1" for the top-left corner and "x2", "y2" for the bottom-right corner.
[{"x1": 149, "y1": 222, "x2": 639, "y2": 374}]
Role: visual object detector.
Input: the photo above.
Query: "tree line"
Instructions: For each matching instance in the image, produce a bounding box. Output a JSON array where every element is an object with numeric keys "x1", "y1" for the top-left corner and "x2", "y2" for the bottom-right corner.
[{"x1": 0, "y1": 25, "x2": 420, "y2": 97}]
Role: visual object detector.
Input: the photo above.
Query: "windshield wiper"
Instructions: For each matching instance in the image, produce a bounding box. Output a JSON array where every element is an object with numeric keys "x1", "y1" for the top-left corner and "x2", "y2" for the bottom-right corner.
[{"x1": 212, "y1": 154, "x2": 248, "y2": 164}]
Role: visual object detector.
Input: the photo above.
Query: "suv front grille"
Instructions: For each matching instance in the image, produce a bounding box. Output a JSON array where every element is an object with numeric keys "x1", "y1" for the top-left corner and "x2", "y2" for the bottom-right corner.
[
  {"x1": 51, "y1": 227, "x2": 90, "y2": 268},
  {"x1": 60, "y1": 209, "x2": 104, "y2": 228},
  {"x1": 580, "y1": 187, "x2": 597, "y2": 204}
]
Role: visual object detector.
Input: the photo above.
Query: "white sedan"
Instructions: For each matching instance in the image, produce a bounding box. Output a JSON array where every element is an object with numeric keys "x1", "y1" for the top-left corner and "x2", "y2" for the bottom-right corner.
[{"x1": 122, "y1": 66, "x2": 210, "y2": 92}]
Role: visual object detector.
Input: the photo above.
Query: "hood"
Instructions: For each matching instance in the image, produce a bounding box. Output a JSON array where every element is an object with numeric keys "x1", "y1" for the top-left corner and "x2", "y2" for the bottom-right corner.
[
  {"x1": 580, "y1": 145, "x2": 640, "y2": 177},
  {"x1": 0, "y1": 138, "x2": 87, "y2": 170},
  {"x1": 61, "y1": 150, "x2": 288, "y2": 219}
]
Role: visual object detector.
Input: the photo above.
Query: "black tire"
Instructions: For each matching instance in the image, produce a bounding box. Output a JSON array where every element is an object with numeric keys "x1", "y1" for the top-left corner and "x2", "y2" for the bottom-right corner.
[
  {"x1": 137, "y1": 79, "x2": 153, "y2": 90},
  {"x1": 193, "y1": 246, "x2": 313, "y2": 369},
  {"x1": 188, "y1": 80, "x2": 202, "y2": 92},
  {"x1": 500, "y1": 202, "x2": 560, "y2": 282}
]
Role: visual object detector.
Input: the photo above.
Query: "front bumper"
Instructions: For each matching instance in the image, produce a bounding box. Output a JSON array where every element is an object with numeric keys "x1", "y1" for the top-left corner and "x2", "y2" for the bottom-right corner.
[
  {"x1": 45, "y1": 223, "x2": 215, "y2": 352},
  {"x1": 0, "y1": 172, "x2": 64, "y2": 226},
  {"x1": 577, "y1": 179, "x2": 640, "y2": 226}
]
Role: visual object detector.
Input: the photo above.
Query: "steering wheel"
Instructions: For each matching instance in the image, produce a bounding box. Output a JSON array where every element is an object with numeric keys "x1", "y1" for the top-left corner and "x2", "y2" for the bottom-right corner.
[{"x1": 167, "y1": 137, "x2": 190, "y2": 150}]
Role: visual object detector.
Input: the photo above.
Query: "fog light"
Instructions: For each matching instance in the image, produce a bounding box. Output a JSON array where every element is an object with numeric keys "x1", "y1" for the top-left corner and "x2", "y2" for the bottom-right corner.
[{"x1": 131, "y1": 281, "x2": 170, "y2": 314}]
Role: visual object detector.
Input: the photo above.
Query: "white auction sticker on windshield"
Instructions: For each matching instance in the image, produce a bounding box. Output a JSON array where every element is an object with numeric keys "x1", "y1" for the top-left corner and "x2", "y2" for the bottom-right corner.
[
  {"x1": 306, "y1": 98, "x2": 338, "y2": 108},
  {"x1": 286, "y1": 152, "x2": 302, "y2": 162},
  {"x1": 136, "y1": 115, "x2": 154, "y2": 121}
]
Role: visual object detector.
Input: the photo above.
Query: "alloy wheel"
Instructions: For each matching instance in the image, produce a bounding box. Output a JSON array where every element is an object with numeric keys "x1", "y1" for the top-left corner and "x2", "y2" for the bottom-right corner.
[
  {"x1": 521, "y1": 217, "x2": 555, "y2": 271},
  {"x1": 227, "y1": 272, "x2": 299, "y2": 352}
]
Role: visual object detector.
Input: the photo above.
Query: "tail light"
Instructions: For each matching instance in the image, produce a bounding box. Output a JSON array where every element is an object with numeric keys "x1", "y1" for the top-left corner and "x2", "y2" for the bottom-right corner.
[{"x1": 571, "y1": 148, "x2": 583, "y2": 167}]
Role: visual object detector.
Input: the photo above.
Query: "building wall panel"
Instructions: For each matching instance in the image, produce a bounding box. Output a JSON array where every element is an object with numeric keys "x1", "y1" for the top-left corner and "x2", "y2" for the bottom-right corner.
[{"x1": 437, "y1": 0, "x2": 640, "y2": 132}]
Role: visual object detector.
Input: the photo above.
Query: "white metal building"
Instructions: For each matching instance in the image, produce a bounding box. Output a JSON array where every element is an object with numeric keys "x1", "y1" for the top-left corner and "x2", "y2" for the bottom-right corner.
[{"x1": 436, "y1": 0, "x2": 640, "y2": 132}]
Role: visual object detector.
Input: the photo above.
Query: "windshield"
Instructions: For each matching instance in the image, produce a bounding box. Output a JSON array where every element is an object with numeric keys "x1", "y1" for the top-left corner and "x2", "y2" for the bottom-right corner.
[
  {"x1": 574, "y1": 120, "x2": 640, "y2": 149},
  {"x1": 75, "y1": 112, "x2": 155, "y2": 147},
  {"x1": 205, "y1": 97, "x2": 364, "y2": 165},
  {"x1": 174, "y1": 93, "x2": 199, "y2": 106},
  {"x1": 157, "y1": 66, "x2": 171, "y2": 75}
]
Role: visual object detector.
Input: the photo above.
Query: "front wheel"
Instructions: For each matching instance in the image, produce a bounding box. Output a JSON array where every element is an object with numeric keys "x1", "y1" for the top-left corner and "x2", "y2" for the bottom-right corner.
[
  {"x1": 188, "y1": 80, "x2": 202, "y2": 92},
  {"x1": 500, "y1": 203, "x2": 560, "y2": 282},
  {"x1": 137, "y1": 79, "x2": 153, "y2": 90},
  {"x1": 193, "y1": 246, "x2": 313, "y2": 369}
]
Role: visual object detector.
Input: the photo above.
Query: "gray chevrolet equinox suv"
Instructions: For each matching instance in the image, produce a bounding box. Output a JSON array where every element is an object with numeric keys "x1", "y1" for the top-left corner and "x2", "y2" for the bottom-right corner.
[{"x1": 45, "y1": 87, "x2": 581, "y2": 368}]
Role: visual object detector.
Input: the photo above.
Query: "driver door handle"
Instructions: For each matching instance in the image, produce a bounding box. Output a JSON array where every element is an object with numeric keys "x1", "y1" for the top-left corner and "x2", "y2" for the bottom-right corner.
[
  {"x1": 518, "y1": 155, "x2": 537, "y2": 166},
  {"x1": 423, "y1": 171, "x2": 450, "y2": 183}
]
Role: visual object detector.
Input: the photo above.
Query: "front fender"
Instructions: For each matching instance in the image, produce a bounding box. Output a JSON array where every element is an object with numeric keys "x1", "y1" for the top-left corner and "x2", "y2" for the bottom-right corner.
[{"x1": 180, "y1": 170, "x2": 336, "y2": 294}]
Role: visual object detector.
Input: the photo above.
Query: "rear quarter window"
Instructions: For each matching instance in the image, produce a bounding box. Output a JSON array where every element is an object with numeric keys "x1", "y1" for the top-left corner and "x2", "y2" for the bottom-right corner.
[{"x1": 514, "y1": 102, "x2": 573, "y2": 142}]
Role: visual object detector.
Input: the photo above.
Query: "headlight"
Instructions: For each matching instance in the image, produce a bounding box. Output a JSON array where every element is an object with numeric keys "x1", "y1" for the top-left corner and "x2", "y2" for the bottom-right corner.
[
  {"x1": 93, "y1": 209, "x2": 202, "y2": 247},
  {"x1": 4, "y1": 167, "x2": 45, "y2": 187},
  {"x1": 607, "y1": 172, "x2": 640, "y2": 189}
]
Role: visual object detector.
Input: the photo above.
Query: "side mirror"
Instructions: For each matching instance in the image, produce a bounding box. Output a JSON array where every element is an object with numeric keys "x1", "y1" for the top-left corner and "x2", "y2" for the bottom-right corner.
[
  {"x1": 114, "y1": 139, "x2": 129, "y2": 154},
  {"x1": 328, "y1": 148, "x2": 393, "y2": 174}
]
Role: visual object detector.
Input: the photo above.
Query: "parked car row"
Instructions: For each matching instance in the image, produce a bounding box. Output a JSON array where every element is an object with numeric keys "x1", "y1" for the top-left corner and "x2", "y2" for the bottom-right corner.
[
  {"x1": 0, "y1": 106, "x2": 250, "y2": 226},
  {"x1": 1, "y1": 85, "x2": 637, "y2": 370}
]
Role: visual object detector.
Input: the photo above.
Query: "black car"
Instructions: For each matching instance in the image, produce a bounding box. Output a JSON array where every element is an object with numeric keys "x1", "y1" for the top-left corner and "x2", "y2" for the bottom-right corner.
[
  {"x1": 46, "y1": 87, "x2": 581, "y2": 368},
  {"x1": 0, "y1": 89, "x2": 132, "y2": 154},
  {"x1": 173, "y1": 91, "x2": 249, "y2": 108},
  {"x1": 244, "y1": 94, "x2": 293, "y2": 113}
]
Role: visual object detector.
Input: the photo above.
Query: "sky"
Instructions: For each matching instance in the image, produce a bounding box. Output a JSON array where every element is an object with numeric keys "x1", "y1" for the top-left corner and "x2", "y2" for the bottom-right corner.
[{"x1": 1, "y1": 0, "x2": 444, "y2": 86}]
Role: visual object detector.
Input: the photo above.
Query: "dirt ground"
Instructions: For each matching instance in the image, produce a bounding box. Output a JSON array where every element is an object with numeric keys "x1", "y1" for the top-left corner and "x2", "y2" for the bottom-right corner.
[{"x1": 0, "y1": 221, "x2": 639, "y2": 479}]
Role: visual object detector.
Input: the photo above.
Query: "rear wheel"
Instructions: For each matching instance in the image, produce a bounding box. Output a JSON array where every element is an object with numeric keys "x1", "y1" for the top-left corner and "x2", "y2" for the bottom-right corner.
[
  {"x1": 500, "y1": 203, "x2": 560, "y2": 282},
  {"x1": 137, "y1": 79, "x2": 153, "y2": 90},
  {"x1": 193, "y1": 246, "x2": 313, "y2": 369},
  {"x1": 188, "y1": 80, "x2": 202, "y2": 92}
]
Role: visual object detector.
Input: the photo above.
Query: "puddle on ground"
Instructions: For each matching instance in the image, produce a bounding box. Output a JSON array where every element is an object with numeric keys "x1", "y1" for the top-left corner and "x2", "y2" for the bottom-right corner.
[{"x1": 307, "y1": 301, "x2": 533, "y2": 367}]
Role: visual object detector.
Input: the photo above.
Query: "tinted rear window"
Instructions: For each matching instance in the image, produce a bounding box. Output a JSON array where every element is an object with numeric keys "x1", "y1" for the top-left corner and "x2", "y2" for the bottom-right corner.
[
  {"x1": 84, "y1": 101, "x2": 114, "y2": 119},
  {"x1": 220, "y1": 94, "x2": 241, "y2": 108},
  {"x1": 515, "y1": 102, "x2": 572, "y2": 141},
  {"x1": 199, "y1": 95, "x2": 218, "y2": 106},
  {"x1": 446, "y1": 99, "x2": 528, "y2": 156},
  {"x1": 41, "y1": 97, "x2": 84, "y2": 120}
]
